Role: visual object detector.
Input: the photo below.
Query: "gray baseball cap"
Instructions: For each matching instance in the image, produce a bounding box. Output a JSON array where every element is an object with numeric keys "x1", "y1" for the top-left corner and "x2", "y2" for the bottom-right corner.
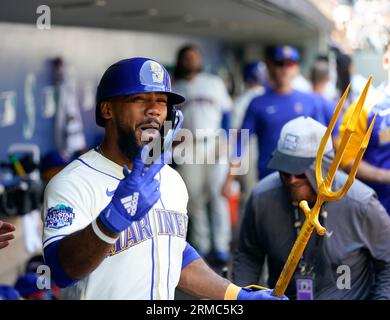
[{"x1": 267, "y1": 116, "x2": 333, "y2": 175}]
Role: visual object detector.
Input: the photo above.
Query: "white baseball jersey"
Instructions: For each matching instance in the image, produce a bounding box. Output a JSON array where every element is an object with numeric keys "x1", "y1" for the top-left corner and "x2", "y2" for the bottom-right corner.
[
  {"x1": 42, "y1": 149, "x2": 189, "y2": 300},
  {"x1": 174, "y1": 72, "x2": 232, "y2": 135}
]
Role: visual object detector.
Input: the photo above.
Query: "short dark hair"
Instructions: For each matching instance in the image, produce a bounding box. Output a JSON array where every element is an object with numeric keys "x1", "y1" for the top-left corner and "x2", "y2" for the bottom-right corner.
[
  {"x1": 265, "y1": 45, "x2": 276, "y2": 61},
  {"x1": 336, "y1": 53, "x2": 352, "y2": 94},
  {"x1": 310, "y1": 60, "x2": 329, "y2": 84}
]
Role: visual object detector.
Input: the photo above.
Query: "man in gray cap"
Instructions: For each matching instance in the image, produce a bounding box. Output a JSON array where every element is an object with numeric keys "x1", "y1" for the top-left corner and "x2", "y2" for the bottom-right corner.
[{"x1": 232, "y1": 116, "x2": 390, "y2": 300}]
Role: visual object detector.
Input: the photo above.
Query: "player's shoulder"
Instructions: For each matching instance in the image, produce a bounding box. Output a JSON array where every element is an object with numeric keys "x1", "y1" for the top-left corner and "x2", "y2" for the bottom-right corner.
[
  {"x1": 198, "y1": 72, "x2": 224, "y2": 84},
  {"x1": 292, "y1": 89, "x2": 318, "y2": 102},
  {"x1": 335, "y1": 170, "x2": 376, "y2": 204},
  {"x1": 252, "y1": 172, "x2": 283, "y2": 197},
  {"x1": 245, "y1": 88, "x2": 272, "y2": 109}
]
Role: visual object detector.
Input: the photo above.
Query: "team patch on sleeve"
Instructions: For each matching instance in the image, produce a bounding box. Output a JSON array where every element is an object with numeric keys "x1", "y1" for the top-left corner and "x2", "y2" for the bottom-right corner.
[{"x1": 45, "y1": 204, "x2": 75, "y2": 229}]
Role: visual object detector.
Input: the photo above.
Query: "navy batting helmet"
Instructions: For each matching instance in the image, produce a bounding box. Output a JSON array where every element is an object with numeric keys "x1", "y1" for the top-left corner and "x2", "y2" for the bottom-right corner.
[
  {"x1": 243, "y1": 61, "x2": 267, "y2": 85},
  {"x1": 95, "y1": 57, "x2": 185, "y2": 127}
]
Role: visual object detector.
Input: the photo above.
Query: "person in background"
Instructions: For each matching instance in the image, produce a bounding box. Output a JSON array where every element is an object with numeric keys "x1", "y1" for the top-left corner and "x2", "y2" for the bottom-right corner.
[
  {"x1": 173, "y1": 45, "x2": 233, "y2": 263},
  {"x1": 338, "y1": 39, "x2": 390, "y2": 215},
  {"x1": 222, "y1": 45, "x2": 326, "y2": 198},
  {"x1": 233, "y1": 116, "x2": 390, "y2": 300},
  {"x1": 309, "y1": 58, "x2": 340, "y2": 144},
  {"x1": 53, "y1": 57, "x2": 87, "y2": 157},
  {"x1": 14, "y1": 272, "x2": 57, "y2": 300},
  {"x1": 231, "y1": 61, "x2": 267, "y2": 130},
  {"x1": 40, "y1": 150, "x2": 70, "y2": 186},
  {"x1": 311, "y1": 55, "x2": 338, "y2": 104},
  {"x1": 0, "y1": 285, "x2": 20, "y2": 300},
  {"x1": 230, "y1": 61, "x2": 267, "y2": 223},
  {"x1": 20, "y1": 254, "x2": 61, "y2": 299}
]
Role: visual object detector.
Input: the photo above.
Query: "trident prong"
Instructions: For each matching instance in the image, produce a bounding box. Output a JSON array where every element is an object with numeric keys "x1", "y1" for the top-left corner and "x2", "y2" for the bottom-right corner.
[{"x1": 272, "y1": 76, "x2": 377, "y2": 298}]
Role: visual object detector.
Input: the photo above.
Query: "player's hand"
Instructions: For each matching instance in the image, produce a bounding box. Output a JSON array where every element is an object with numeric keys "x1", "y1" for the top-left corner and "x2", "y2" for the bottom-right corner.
[
  {"x1": 0, "y1": 220, "x2": 16, "y2": 250},
  {"x1": 98, "y1": 145, "x2": 165, "y2": 234},
  {"x1": 221, "y1": 174, "x2": 234, "y2": 199},
  {"x1": 237, "y1": 287, "x2": 288, "y2": 300}
]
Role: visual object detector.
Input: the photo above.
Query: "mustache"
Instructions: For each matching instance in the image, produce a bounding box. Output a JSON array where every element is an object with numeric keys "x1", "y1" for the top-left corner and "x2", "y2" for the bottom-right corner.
[
  {"x1": 287, "y1": 182, "x2": 306, "y2": 188},
  {"x1": 136, "y1": 118, "x2": 161, "y2": 130}
]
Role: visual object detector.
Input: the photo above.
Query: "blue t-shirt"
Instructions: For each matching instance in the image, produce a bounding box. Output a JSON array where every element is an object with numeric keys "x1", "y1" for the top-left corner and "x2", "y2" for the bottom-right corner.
[
  {"x1": 312, "y1": 93, "x2": 340, "y2": 135},
  {"x1": 240, "y1": 87, "x2": 326, "y2": 179}
]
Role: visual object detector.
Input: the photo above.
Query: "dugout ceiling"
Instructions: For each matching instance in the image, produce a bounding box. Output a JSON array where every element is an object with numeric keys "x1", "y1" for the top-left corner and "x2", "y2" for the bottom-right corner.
[{"x1": 0, "y1": 0, "x2": 332, "y2": 44}]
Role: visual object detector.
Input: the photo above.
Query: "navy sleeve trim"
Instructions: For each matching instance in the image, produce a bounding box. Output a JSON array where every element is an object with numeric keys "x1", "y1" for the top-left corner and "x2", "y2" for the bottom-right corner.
[
  {"x1": 43, "y1": 239, "x2": 79, "y2": 288},
  {"x1": 181, "y1": 242, "x2": 201, "y2": 270}
]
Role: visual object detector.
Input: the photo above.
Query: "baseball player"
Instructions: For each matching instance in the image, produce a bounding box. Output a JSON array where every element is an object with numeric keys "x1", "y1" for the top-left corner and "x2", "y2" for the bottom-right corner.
[
  {"x1": 338, "y1": 40, "x2": 390, "y2": 215},
  {"x1": 42, "y1": 57, "x2": 286, "y2": 300},
  {"x1": 222, "y1": 46, "x2": 327, "y2": 198},
  {"x1": 231, "y1": 61, "x2": 267, "y2": 202},
  {"x1": 173, "y1": 45, "x2": 233, "y2": 262}
]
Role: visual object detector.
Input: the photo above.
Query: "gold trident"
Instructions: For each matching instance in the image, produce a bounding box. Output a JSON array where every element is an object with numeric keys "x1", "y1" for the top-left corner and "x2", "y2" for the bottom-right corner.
[{"x1": 272, "y1": 77, "x2": 377, "y2": 298}]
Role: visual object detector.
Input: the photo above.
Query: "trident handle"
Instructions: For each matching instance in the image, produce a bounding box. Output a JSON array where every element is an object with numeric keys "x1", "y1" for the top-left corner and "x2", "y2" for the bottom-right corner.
[
  {"x1": 272, "y1": 198, "x2": 326, "y2": 297},
  {"x1": 272, "y1": 219, "x2": 315, "y2": 297}
]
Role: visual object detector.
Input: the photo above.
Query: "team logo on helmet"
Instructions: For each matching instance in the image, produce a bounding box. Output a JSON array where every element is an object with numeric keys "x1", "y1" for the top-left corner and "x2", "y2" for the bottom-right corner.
[
  {"x1": 139, "y1": 60, "x2": 166, "y2": 88},
  {"x1": 150, "y1": 61, "x2": 164, "y2": 83},
  {"x1": 283, "y1": 46, "x2": 293, "y2": 59}
]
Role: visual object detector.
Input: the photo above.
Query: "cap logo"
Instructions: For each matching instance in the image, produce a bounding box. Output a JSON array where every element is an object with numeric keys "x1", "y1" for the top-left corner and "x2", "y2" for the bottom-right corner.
[
  {"x1": 283, "y1": 46, "x2": 292, "y2": 58},
  {"x1": 282, "y1": 134, "x2": 298, "y2": 152},
  {"x1": 266, "y1": 105, "x2": 277, "y2": 114},
  {"x1": 294, "y1": 102, "x2": 303, "y2": 114},
  {"x1": 150, "y1": 61, "x2": 164, "y2": 83}
]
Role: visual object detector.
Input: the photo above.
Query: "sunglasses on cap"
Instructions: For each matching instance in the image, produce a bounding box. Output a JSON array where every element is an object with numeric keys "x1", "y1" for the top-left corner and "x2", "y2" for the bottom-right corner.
[{"x1": 272, "y1": 60, "x2": 298, "y2": 68}]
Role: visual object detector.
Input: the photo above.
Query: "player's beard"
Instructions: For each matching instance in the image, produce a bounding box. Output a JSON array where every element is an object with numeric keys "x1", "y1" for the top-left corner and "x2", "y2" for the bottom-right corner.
[{"x1": 116, "y1": 123, "x2": 140, "y2": 162}]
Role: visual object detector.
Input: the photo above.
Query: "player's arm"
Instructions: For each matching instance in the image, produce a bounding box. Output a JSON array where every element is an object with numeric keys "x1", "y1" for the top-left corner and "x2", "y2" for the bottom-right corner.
[
  {"x1": 178, "y1": 257, "x2": 230, "y2": 299},
  {"x1": 348, "y1": 160, "x2": 390, "y2": 184},
  {"x1": 178, "y1": 243, "x2": 286, "y2": 300},
  {"x1": 45, "y1": 219, "x2": 118, "y2": 285}
]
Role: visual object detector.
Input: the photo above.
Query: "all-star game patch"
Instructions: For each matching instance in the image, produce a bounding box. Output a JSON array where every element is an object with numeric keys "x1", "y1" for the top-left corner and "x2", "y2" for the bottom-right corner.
[{"x1": 45, "y1": 204, "x2": 75, "y2": 229}]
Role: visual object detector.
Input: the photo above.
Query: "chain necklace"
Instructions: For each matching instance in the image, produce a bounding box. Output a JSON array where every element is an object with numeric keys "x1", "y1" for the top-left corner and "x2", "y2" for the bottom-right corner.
[{"x1": 97, "y1": 145, "x2": 105, "y2": 157}]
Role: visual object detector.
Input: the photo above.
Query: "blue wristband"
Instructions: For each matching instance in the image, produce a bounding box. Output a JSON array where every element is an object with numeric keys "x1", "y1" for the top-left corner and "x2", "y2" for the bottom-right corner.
[{"x1": 98, "y1": 203, "x2": 124, "y2": 234}]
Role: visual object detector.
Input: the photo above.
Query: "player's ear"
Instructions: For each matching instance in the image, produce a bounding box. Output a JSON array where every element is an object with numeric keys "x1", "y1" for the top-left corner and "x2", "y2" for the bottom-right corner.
[{"x1": 100, "y1": 101, "x2": 113, "y2": 122}]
